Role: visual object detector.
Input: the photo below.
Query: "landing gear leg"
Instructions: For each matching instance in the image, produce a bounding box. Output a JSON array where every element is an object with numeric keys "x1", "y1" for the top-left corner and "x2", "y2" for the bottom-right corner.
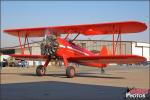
[{"x1": 62, "y1": 55, "x2": 76, "y2": 78}]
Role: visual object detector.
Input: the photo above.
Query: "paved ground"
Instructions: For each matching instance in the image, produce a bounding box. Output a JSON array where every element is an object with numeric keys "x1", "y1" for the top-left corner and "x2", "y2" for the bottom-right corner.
[{"x1": 0, "y1": 65, "x2": 149, "y2": 100}]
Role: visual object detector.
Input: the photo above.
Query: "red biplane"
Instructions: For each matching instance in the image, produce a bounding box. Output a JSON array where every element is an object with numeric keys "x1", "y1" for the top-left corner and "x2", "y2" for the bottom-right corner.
[{"x1": 4, "y1": 21, "x2": 147, "y2": 78}]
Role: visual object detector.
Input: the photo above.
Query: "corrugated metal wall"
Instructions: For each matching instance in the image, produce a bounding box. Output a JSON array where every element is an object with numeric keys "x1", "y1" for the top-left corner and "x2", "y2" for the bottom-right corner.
[{"x1": 75, "y1": 40, "x2": 132, "y2": 55}]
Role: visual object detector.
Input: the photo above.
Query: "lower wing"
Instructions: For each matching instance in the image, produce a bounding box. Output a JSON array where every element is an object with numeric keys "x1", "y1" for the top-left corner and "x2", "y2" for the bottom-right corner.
[
  {"x1": 10, "y1": 54, "x2": 146, "y2": 64},
  {"x1": 9, "y1": 54, "x2": 48, "y2": 60},
  {"x1": 68, "y1": 55, "x2": 146, "y2": 64}
]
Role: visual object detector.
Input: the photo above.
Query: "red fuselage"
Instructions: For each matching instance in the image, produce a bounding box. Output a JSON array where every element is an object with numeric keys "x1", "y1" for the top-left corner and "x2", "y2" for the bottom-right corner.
[{"x1": 56, "y1": 37, "x2": 106, "y2": 67}]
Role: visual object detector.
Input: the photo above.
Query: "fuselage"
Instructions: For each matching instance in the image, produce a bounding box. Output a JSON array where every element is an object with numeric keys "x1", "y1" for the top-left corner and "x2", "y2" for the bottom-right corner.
[
  {"x1": 56, "y1": 37, "x2": 106, "y2": 68},
  {"x1": 56, "y1": 37, "x2": 95, "y2": 57}
]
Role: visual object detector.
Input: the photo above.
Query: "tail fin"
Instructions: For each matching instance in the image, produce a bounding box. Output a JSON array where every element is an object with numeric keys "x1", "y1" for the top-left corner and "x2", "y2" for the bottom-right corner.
[
  {"x1": 99, "y1": 46, "x2": 108, "y2": 56},
  {"x1": 99, "y1": 46, "x2": 108, "y2": 68}
]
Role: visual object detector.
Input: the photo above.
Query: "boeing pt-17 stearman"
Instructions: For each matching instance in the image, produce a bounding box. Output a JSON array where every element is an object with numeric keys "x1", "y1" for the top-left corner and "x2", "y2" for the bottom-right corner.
[{"x1": 4, "y1": 21, "x2": 147, "y2": 78}]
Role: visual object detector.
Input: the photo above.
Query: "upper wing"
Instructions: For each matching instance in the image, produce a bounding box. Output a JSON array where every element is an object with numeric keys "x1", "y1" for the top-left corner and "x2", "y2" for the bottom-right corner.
[
  {"x1": 4, "y1": 21, "x2": 147, "y2": 37},
  {"x1": 68, "y1": 55, "x2": 146, "y2": 64}
]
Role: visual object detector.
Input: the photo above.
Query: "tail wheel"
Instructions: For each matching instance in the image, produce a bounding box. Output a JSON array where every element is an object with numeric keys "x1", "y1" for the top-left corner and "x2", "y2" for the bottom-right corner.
[
  {"x1": 36, "y1": 65, "x2": 46, "y2": 76},
  {"x1": 101, "y1": 68, "x2": 105, "y2": 74},
  {"x1": 66, "y1": 66, "x2": 75, "y2": 78}
]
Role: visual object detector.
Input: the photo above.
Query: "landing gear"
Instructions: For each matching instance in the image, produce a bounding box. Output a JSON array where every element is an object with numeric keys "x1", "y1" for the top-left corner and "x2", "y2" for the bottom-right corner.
[
  {"x1": 66, "y1": 66, "x2": 76, "y2": 78},
  {"x1": 101, "y1": 68, "x2": 105, "y2": 74},
  {"x1": 36, "y1": 65, "x2": 46, "y2": 76}
]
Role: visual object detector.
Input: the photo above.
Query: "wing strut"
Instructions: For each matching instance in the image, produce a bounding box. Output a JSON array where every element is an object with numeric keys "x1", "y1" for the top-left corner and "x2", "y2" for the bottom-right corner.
[
  {"x1": 71, "y1": 33, "x2": 80, "y2": 42},
  {"x1": 112, "y1": 26, "x2": 122, "y2": 55},
  {"x1": 18, "y1": 31, "x2": 24, "y2": 54},
  {"x1": 17, "y1": 31, "x2": 31, "y2": 55},
  {"x1": 64, "y1": 30, "x2": 72, "y2": 40},
  {"x1": 27, "y1": 36, "x2": 31, "y2": 55},
  {"x1": 64, "y1": 30, "x2": 80, "y2": 42}
]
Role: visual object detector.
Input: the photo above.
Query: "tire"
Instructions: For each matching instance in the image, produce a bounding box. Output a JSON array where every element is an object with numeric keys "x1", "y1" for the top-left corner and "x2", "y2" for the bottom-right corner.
[
  {"x1": 66, "y1": 66, "x2": 75, "y2": 78},
  {"x1": 36, "y1": 65, "x2": 46, "y2": 76}
]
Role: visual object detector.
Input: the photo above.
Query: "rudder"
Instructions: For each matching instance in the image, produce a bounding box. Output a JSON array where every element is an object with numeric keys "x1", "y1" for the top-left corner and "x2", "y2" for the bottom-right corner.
[{"x1": 99, "y1": 46, "x2": 108, "y2": 56}]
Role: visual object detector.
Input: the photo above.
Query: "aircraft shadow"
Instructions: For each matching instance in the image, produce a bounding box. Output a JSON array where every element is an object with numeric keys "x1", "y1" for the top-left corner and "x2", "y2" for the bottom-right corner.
[
  {"x1": 76, "y1": 74, "x2": 125, "y2": 79},
  {"x1": 19, "y1": 73, "x2": 124, "y2": 79},
  {"x1": 1, "y1": 81, "x2": 128, "y2": 100}
]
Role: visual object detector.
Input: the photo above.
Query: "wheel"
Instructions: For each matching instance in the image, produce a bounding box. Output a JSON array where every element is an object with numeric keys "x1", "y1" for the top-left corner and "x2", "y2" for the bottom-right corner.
[
  {"x1": 66, "y1": 66, "x2": 75, "y2": 78},
  {"x1": 36, "y1": 65, "x2": 46, "y2": 76}
]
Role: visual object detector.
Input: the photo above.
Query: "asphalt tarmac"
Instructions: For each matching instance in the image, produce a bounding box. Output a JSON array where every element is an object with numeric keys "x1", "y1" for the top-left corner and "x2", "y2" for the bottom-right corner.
[{"x1": 0, "y1": 65, "x2": 149, "y2": 100}]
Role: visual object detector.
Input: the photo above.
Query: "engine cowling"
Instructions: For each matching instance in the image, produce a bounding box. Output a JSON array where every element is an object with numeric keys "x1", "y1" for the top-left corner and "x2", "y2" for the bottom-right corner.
[{"x1": 40, "y1": 35, "x2": 59, "y2": 59}]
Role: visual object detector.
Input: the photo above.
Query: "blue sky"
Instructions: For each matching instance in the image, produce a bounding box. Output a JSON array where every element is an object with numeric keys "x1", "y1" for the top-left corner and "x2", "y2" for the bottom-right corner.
[{"x1": 1, "y1": 1, "x2": 149, "y2": 47}]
